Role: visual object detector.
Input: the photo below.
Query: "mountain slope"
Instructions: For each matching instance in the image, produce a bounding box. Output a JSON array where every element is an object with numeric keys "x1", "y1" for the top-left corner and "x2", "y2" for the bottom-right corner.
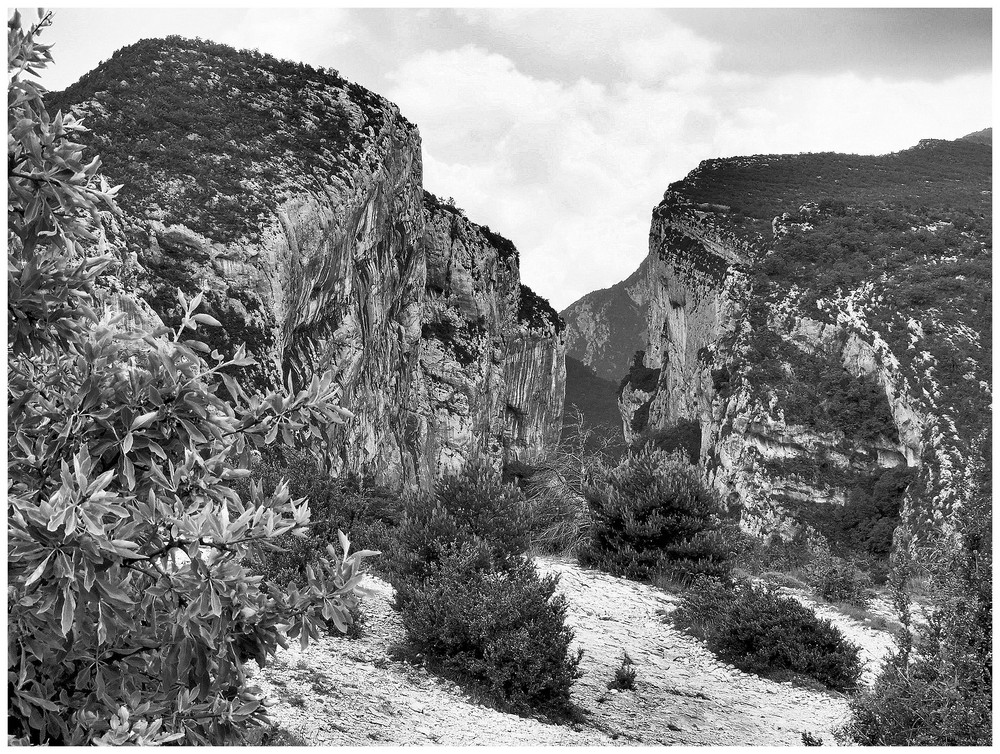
[
  {"x1": 563, "y1": 356, "x2": 627, "y2": 457},
  {"x1": 617, "y1": 137, "x2": 991, "y2": 548},
  {"x1": 560, "y1": 257, "x2": 650, "y2": 382},
  {"x1": 50, "y1": 36, "x2": 565, "y2": 488}
]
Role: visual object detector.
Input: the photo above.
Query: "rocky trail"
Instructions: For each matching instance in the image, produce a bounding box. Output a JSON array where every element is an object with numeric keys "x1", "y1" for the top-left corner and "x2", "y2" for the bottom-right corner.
[{"x1": 248, "y1": 556, "x2": 897, "y2": 746}]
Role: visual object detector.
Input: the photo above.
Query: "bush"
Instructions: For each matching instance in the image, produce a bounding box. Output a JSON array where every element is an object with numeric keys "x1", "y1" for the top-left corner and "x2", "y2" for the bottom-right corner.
[
  {"x1": 804, "y1": 546, "x2": 875, "y2": 609},
  {"x1": 387, "y1": 462, "x2": 530, "y2": 588},
  {"x1": 386, "y1": 465, "x2": 582, "y2": 716},
  {"x1": 521, "y1": 408, "x2": 607, "y2": 555},
  {"x1": 398, "y1": 544, "x2": 582, "y2": 715},
  {"x1": 7, "y1": 15, "x2": 372, "y2": 744},
  {"x1": 844, "y1": 435, "x2": 992, "y2": 744},
  {"x1": 845, "y1": 655, "x2": 990, "y2": 745},
  {"x1": 671, "y1": 578, "x2": 863, "y2": 692},
  {"x1": 243, "y1": 450, "x2": 399, "y2": 584},
  {"x1": 580, "y1": 449, "x2": 731, "y2": 582},
  {"x1": 609, "y1": 653, "x2": 637, "y2": 691}
]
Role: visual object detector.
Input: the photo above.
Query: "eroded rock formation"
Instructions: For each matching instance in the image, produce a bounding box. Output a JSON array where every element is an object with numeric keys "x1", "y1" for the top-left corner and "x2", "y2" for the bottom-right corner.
[
  {"x1": 561, "y1": 258, "x2": 650, "y2": 381},
  {"x1": 54, "y1": 36, "x2": 565, "y2": 490},
  {"x1": 618, "y1": 140, "x2": 991, "y2": 546}
]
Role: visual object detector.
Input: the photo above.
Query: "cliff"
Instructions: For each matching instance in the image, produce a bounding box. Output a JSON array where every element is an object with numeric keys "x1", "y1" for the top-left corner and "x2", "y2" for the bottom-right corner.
[
  {"x1": 409, "y1": 195, "x2": 566, "y2": 485},
  {"x1": 561, "y1": 257, "x2": 651, "y2": 381},
  {"x1": 51, "y1": 36, "x2": 565, "y2": 489},
  {"x1": 618, "y1": 139, "x2": 991, "y2": 552}
]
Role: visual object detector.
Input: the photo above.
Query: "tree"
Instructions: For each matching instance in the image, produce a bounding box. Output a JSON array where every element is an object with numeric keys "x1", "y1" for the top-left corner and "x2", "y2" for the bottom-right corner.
[{"x1": 8, "y1": 11, "x2": 374, "y2": 744}]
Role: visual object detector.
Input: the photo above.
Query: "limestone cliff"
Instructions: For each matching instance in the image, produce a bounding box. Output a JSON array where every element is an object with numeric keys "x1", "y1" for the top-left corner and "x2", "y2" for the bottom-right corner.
[
  {"x1": 561, "y1": 257, "x2": 651, "y2": 381},
  {"x1": 407, "y1": 195, "x2": 566, "y2": 485},
  {"x1": 52, "y1": 36, "x2": 564, "y2": 489},
  {"x1": 619, "y1": 139, "x2": 991, "y2": 551}
]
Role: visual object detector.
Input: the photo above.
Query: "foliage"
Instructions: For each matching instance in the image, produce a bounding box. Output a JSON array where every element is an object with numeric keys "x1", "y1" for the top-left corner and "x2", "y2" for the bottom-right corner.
[
  {"x1": 609, "y1": 653, "x2": 637, "y2": 691},
  {"x1": 579, "y1": 448, "x2": 731, "y2": 582},
  {"x1": 398, "y1": 544, "x2": 583, "y2": 716},
  {"x1": 7, "y1": 14, "x2": 372, "y2": 744},
  {"x1": 518, "y1": 283, "x2": 564, "y2": 333},
  {"x1": 670, "y1": 578, "x2": 863, "y2": 692},
  {"x1": 47, "y1": 35, "x2": 397, "y2": 246},
  {"x1": 844, "y1": 434, "x2": 992, "y2": 745},
  {"x1": 387, "y1": 463, "x2": 530, "y2": 590},
  {"x1": 672, "y1": 140, "x2": 991, "y2": 225},
  {"x1": 643, "y1": 419, "x2": 702, "y2": 464},
  {"x1": 240, "y1": 449, "x2": 399, "y2": 585},
  {"x1": 385, "y1": 465, "x2": 582, "y2": 716},
  {"x1": 802, "y1": 544, "x2": 875, "y2": 609},
  {"x1": 521, "y1": 407, "x2": 611, "y2": 555},
  {"x1": 618, "y1": 350, "x2": 661, "y2": 395}
]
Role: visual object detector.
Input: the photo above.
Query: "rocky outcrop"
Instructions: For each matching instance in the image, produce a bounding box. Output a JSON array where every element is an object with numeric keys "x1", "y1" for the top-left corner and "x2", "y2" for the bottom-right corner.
[
  {"x1": 561, "y1": 258, "x2": 651, "y2": 381},
  {"x1": 618, "y1": 137, "x2": 991, "y2": 545},
  {"x1": 55, "y1": 36, "x2": 564, "y2": 490},
  {"x1": 407, "y1": 198, "x2": 566, "y2": 486}
]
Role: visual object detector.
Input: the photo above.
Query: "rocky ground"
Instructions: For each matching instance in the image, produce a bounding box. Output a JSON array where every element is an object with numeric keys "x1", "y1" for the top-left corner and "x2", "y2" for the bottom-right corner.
[{"x1": 247, "y1": 556, "x2": 898, "y2": 746}]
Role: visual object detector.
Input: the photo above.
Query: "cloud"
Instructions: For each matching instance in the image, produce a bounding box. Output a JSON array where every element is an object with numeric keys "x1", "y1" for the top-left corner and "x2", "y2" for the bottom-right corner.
[
  {"x1": 62, "y1": 8, "x2": 982, "y2": 311},
  {"x1": 384, "y1": 35, "x2": 990, "y2": 310}
]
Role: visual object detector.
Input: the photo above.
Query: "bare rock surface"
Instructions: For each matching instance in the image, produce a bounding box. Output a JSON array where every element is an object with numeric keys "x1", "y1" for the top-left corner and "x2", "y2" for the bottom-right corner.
[{"x1": 251, "y1": 556, "x2": 897, "y2": 746}]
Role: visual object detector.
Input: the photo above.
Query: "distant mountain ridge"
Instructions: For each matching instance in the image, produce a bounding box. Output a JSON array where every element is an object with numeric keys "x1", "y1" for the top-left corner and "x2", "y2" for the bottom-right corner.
[
  {"x1": 559, "y1": 256, "x2": 650, "y2": 382},
  {"x1": 959, "y1": 127, "x2": 991, "y2": 145}
]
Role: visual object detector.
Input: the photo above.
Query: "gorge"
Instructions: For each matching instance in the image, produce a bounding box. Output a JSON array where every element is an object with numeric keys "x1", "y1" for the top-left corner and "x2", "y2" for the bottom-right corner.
[{"x1": 52, "y1": 36, "x2": 990, "y2": 548}]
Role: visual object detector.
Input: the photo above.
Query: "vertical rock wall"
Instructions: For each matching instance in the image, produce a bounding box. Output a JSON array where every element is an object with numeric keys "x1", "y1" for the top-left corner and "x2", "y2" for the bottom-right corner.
[
  {"x1": 410, "y1": 200, "x2": 565, "y2": 485},
  {"x1": 621, "y1": 191, "x2": 916, "y2": 538}
]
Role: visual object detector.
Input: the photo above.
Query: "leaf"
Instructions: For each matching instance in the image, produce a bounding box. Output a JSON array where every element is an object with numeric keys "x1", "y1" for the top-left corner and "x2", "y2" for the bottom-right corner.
[
  {"x1": 192, "y1": 313, "x2": 222, "y2": 328},
  {"x1": 337, "y1": 530, "x2": 350, "y2": 558},
  {"x1": 60, "y1": 589, "x2": 76, "y2": 637},
  {"x1": 130, "y1": 410, "x2": 159, "y2": 431},
  {"x1": 23, "y1": 552, "x2": 53, "y2": 588}
]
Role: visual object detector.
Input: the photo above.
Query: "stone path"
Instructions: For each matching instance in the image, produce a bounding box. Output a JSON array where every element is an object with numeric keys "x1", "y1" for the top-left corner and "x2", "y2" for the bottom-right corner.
[{"x1": 249, "y1": 556, "x2": 897, "y2": 746}]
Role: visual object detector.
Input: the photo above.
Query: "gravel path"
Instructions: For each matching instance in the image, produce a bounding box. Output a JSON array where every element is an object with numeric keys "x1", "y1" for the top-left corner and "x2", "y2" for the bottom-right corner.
[{"x1": 248, "y1": 556, "x2": 897, "y2": 746}]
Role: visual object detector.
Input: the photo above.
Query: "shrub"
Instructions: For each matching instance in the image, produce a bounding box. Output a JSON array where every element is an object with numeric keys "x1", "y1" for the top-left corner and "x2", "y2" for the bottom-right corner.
[
  {"x1": 609, "y1": 653, "x2": 637, "y2": 691},
  {"x1": 580, "y1": 449, "x2": 731, "y2": 582},
  {"x1": 670, "y1": 578, "x2": 863, "y2": 692},
  {"x1": 804, "y1": 546, "x2": 875, "y2": 609},
  {"x1": 398, "y1": 544, "x2": 582, "y2": 715},
  {"x1": 386, "y1": 465, "x2": 582, "y2": 715},
  {"x1": 7, "y1": 15, "x2": 372, "y2": 744},
  {"x1": 521, "y1": 408, "x2": 607, "y2": 555},
  {"x1": 843, "y1": 435, "x2": 992, "y2": 744},
  {"x1": 243, "y1": 450, "x2": 399, "y2": 584},
  {"x1": 845, "y1": 655, "x2": 991, "y2": 745},
  {"x1": 387, "y1": 462, "x2": 530, "y2": 588}
]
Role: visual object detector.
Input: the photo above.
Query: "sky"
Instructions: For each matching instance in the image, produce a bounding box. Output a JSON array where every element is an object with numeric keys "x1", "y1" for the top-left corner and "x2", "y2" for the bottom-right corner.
[{"x1": 28, "y1": 5, "x2": 993, "y2": 310}]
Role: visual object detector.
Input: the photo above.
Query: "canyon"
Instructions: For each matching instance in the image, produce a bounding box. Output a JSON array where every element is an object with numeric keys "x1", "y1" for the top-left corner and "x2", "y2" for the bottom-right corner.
[{"x1": 53, "y1": 36, "x2": 990, "y2": 547}]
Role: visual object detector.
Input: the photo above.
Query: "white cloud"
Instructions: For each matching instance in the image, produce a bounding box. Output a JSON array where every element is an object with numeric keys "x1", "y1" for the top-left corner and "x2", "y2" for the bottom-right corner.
[
  {"x1": 386, "y1": 37, "x2": 990, "y2": 310},
  {"x1": 104, "y1": 8, "x2": 986, "y2": 311}
]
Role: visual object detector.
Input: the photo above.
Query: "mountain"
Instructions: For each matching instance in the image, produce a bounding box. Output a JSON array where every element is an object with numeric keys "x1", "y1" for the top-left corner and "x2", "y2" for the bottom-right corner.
[
  {"x1": 560, "y1": 257, "x2": 650, "y2": 382},
  {"x1": 959, "y1": 127, "x2": 991, "y2": 145},
  {"x1": 49, "y1": 36, "x2": 565, "y2": 489},
  {"x1": 615, "y1": 137, "x2": 991, "y2": 554}
]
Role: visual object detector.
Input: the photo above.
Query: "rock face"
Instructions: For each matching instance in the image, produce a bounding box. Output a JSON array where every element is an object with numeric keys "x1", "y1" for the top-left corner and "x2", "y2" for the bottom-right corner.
[
  {"x1": 408, "y1": 197, "x2": 566, "y2": 486},
  {"x1": 561, "y1": 257, "x2": 651, "y2": 381},
  {"x1": 618, "y1": 140, "x2": 991, "y2": 547},
  {"x1": 53, "y1": 36, "x2": 564, "y2": 490}
]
